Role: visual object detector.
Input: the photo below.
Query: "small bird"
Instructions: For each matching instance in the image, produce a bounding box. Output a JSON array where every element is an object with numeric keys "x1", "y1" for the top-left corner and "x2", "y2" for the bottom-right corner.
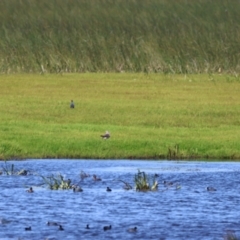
[
  {"x1": 127, "y1": 227, "x2": 137, "y2": 233},
  {"x1": 106, "y1": 187, "x2": 112, "y2": 192},
  {"x1": 86, "y1": 224, "x2": 90, "y2": 229},
  {"x1": 80, "y1": 170, "x2": 90, "y2": 180},
  {"x1": 163, "y1": 181, "x2": 173, "y2": 186},
  {"x1": 59, "y1": 225, "x2": 64, "y2": 231},
  {"x1": 47, "y1": 221, "x2": 59, "y2": 226},
  {"x1": 100, "y1": 131, "x2": 110, "y2": 139},
  {"x1": 70, "y1": 100, "x2": 75, "y2": 108},
  {"x1": 207, "y1": 186, "x2": 217, "y2": 191},
  {"x1": 25, "y1": 226, "x2": 31, "y2": 231},
  {"x1": 73, "y1": 186, "x2": 83, "y2": 192},
  {"x1": 93, "y1": 174, "x2": 102, "y2": 181},
  {"x1": 103, "y1": 225, "x2": 111, "y2": 231},
  {"x1": 26, "y1": 187, "x2": 34, "y2": 193}
]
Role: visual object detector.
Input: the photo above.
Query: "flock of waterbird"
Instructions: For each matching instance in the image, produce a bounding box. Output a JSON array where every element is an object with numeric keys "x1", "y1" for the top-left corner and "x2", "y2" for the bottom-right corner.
[
  {"x1": 24, "y1": 222, "x2": 137, "y2": 233},
  {"x1": 23, "y1": 172, "x2": 130, "y2": 233},
  {"x1": 25, "y1": 222, "x2": 137, "y2": 233},
  {"x1": 24, "y1": 171, "x2": 217, "y2": 233}
]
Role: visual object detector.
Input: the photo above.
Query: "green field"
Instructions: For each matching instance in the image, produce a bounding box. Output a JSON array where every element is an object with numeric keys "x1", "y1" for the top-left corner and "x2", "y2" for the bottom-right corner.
[
  {"x1": 0, "y1": 73, "x2": 240, "y2": 160},
  {"x1": 0, "y1": 0, "x2": 240, "y2": 73}
]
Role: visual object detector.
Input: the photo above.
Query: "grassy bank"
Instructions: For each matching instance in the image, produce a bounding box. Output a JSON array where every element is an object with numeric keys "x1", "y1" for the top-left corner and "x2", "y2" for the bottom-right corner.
[
  {"x1": 0, "y1": 0, "x2": 240, "y2": 73},
  {"x1": 0, "y1": 73, "x2": 240, "y2": 160}
]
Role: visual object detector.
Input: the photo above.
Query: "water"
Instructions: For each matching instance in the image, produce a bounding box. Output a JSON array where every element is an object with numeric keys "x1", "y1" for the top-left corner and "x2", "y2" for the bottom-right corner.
[{"x1": 0, "y1": 159, "x2": 240, "y2": 240}]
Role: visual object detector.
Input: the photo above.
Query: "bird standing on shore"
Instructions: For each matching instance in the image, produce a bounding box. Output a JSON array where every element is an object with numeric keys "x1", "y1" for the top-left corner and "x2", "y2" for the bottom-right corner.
[
  {"x1": 100, "y1": 131, "x2": 110, "y2": 139},
  {"x1": 70, "y1": 100, "x2": 75, "y2": 108}
]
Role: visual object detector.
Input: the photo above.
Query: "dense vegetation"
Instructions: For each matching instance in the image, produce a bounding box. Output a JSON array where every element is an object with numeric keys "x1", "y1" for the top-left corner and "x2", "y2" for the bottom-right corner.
[
  {"x1": 0, "y1": 0, "x2": 240, "y2": 73},
  {"x1": 0, "y1": 73, "x2": 239, "y2": 160}
]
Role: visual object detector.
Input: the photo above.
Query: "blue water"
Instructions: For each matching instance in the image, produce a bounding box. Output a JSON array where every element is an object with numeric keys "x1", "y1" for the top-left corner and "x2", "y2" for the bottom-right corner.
[{"x1": 0, "y1": 159, "x2": 240, "y2": 240}]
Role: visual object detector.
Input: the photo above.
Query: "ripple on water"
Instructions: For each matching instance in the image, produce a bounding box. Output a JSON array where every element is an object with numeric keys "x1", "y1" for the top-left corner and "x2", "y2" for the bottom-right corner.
[{"x1": 0, "y1": 160, "x2": 240, "y2": 239}]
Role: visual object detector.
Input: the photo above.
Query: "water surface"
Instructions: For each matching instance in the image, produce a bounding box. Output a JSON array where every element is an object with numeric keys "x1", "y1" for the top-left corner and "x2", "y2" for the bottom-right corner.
[{"x1": 0, "y1": 159, "x2": 240, "y2": 240}]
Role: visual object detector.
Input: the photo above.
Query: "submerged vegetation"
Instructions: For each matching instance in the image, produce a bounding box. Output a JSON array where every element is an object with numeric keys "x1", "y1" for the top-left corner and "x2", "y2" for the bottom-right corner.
[
  {"x1": 134, "y1": 170, "x2": 158, "y2": 191},
  {"x1": 0, "y1": 161, "x2": 28, "y2": 176},
  {"x1": 40, "y1": 173, "x2": 73, "y2": 190},
  {"x1": 0, "y1": 0, "x2": 240, "y2": 74}
]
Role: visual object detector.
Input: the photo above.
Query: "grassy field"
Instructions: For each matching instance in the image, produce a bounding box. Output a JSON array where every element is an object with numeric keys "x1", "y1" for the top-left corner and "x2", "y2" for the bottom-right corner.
[
  {"x1": 0, "y1": 0, "x2": 240, "y2": 73},
  {"x1": 0, "y1": 73, "x2": 240, "y2": 160}
]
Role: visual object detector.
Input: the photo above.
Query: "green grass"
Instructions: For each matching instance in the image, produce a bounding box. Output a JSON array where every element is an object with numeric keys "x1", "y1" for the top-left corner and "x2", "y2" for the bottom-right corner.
[
  {"x1": 0, "y1": 0, "x2": 240, "y2": 73},
  {"x1": 0, "y1": 73, "x2": 240, "y2": 160}
]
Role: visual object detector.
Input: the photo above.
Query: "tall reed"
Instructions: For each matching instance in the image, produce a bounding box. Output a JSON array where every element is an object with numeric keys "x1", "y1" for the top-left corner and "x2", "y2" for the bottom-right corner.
[{"x1": 0, "y1": 0, "x2": 240, "y2": 73}]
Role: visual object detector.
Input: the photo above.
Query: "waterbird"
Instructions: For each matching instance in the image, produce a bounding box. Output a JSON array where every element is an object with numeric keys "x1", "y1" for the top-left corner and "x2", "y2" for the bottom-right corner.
[
  {"x1": 80, "y1": 170, "x2": 90, "y2": 180},
  {"x1": 26, "y1": 187, "x2": 34, "y2": 193},
  {"x1": 25, "y1": 226, "x2": 31, "y2": 231},
  {"x1": 163, "y1": 181, "x2": 173, "y2": 186},
  {"x1": 127, "y1": 227, "x2": 137, "y2": 233},
  {"x1": 73, "y1": 186, "x2": 83, "y2": 192},
  {"x1": 47, "y1": 221, "x2": 59, "y2": 226},
  {"x1": 106, "y1": 187, "x2": 112, "y2": 192},
  {"x1": 86, "y1": 224, "x2": 90, "y2": 229},
  {"x1": 207, "y1": 186, "x2": 217, "y2": 191},
  {"x1": 93, "y1": 174, "x2": 102, "y2": 181},
  {"x1": 59, "y1": 225, "x2": 64, "y2": 231},
  {"x1": 103, "y1": 225, "x2": 111, "y2": 231},
  {"x1": 100, "y1": 131, "x2": 110, "y2": 139}
]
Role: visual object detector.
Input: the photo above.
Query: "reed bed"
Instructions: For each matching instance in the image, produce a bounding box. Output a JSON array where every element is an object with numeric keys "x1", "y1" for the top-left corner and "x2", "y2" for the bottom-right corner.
[
  {"x1": 0, "y1": 0, "x2": 240, "y2": 73},
  {"x1": 0, "y1": 73, "x2": 239, "y2": 160}
]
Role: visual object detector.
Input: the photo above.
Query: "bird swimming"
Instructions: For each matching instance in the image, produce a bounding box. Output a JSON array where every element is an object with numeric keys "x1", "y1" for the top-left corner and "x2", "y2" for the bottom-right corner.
[
  {"x1": 73, "y1": 186, "x2": 83, "y2": 192},
  {"x1": 86, "y1": 224, "x2": 90, "y2": 229},
  {"x1": 93, "y1": 174, "x2": 102, "y2": 181},
  {"x1": 207, "y1": 186, "x2": 217, "y2": 191},
  {"x1": 100, "y1": 131, "x2": 110, "y2": 139},
  {"x1": 26, "y1": 187, "x2": 34, "y2": 193},
  {"x1": 106, "y1": 187, "x2": 112, "y2": 192},
  {"x1": 25, "y1": 226, "x2": 31, "y2": 231},
  {"x1": 127, "y1": 227, "x2": 137, "y2": 232},
  {"x1": 103, "y1": 225, "x2": 111, "y2": 231},
  {"x1": 47, "y1": 221, "x2": 59, "y2": 226},
  {"x1": 59, "y1": 225, "x2": 64, "y2": 231}
]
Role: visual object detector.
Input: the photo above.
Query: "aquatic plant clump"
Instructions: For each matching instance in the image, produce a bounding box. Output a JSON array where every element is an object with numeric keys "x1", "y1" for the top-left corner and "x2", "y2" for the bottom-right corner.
[
  {"x1": 0, "y1": 161, "x2": 28, "y2": 176},
  {"x1": 40, "y1": 173, "x2": 72, "y2": 190},
  {"x1": 134, "y1": 170, "x2": 158, "y2": 192},
  {"x1": 224, "y1": 231, "x2": 239, "y2": 240}
]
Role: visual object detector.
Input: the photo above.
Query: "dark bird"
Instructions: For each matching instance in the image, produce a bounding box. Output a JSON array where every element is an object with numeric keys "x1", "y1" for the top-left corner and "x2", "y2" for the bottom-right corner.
[
  {"x1": 127, "y1": 227, "x2": 137, "y2": 233},
  {"x1": 80, "y1": 170, "x2": 90, "y2": 180},
  {"x1": 25, "y1": 226, "x2": 31, "y2": 231},
  {"x1": 163, "y1": 181, "x2": 173, "y2": 186},
  {"x1": 93, "y1": 174, "x2": 102, "y2": 181},
  {"x1": 103, "y1": 225, "x2": 111, "y2": 231},
  {"x1": 26, "y1": 187, "x2": 34, "y2": 193},
  {"x1": 207, "y1": 186, "x2": 217, "y2": 191},
  {"x1": 73, "y1": 186, "x2": 83, "y2": 192},
  {"x1": 100, "y1": 131, "x2": 110, "y2": 139},
  {"x1": 106, "y1": 187, "x2": 112, "y2": 192},
  {"x1": 59, "y1": 225, "x2": 64, "y2": 231},
  {"x1": 86, "y1": 224, "x2": 90, "y2": 229},
  {"x1": 47, "y1": 221, "x2": 59, "y2": 226},
  {"x1": 70, "y1": 100, "x2": 75, "y2": 108}
]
